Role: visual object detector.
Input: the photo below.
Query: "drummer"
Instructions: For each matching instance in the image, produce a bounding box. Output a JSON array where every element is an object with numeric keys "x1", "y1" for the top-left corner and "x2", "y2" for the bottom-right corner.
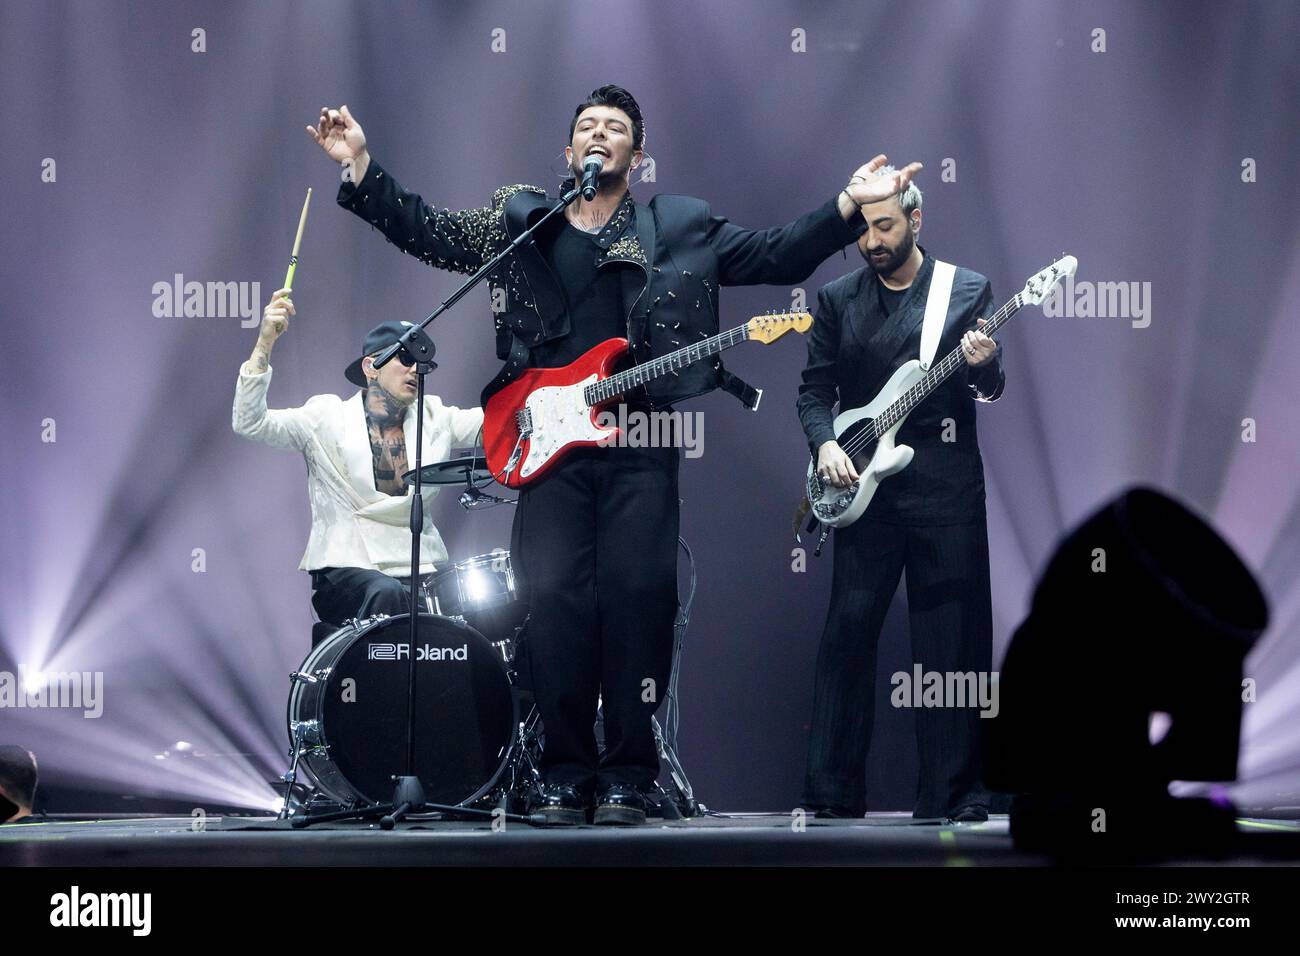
[{"x1": 232, "y1": 289, "x2": 484, "y2": 630}]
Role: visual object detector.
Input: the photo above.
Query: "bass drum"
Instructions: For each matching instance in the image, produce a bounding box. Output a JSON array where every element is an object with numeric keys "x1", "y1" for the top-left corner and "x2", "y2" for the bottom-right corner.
[{"x1": 287, "y1": 613, "x2": 516, "y2": 807}]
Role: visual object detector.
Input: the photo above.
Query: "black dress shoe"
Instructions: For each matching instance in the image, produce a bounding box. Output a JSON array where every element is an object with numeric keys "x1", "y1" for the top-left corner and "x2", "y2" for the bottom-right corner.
[
  {"x1": 593, "y1": 783, "x2": 647, "y2": 826},
  {"x1": 533, "y1": 783, "x2": 587, "y2": 826},
  {"x1": 812, "y1": 805, "x2": 859, "y2": 820},
  {"x1": 947, "y1": 804, "x2": 989, "y2": 823}
]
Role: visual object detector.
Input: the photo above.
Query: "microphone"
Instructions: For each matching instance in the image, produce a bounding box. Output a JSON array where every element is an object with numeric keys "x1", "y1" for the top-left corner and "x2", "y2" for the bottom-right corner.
[
  {"x1": 459, "y1": 463, "x2": 489, "y2": 510},
  {"x1": 459, "y1": 485, "x2": 514, "y2": 510},
  {"x1": 580, "y1": 153, "x2": 603, "y2": 201},
  {"x1": 459, "y1": 486, "x2": 490, "y2": 510}
]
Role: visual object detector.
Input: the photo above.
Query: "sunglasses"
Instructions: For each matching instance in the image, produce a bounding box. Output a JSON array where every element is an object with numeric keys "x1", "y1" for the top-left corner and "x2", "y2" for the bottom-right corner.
[{"x1": 368, "y1": 347, "x2": 416, "y2": 369}]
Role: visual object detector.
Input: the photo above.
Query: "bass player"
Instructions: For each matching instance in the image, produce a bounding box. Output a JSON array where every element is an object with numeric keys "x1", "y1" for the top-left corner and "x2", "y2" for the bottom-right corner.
[{"x1": 796, "y1": 166, "x2": 1003, "y2": 822}]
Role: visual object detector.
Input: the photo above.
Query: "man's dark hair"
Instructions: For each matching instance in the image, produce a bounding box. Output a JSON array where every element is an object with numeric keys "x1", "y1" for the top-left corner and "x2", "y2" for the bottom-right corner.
[
  {"x1": 0, "y1": 746, "x2": 38, "y2": 808},
  {"x1": 569, "y1": 85, "x2": 645, "y2": 152}
]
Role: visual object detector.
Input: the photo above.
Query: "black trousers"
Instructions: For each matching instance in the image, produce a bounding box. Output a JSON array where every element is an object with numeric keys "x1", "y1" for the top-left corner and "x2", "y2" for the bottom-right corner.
[
  {"x1": 310, "y1": 566, "x2": 424, "y2": 626},
  {"x1": 511, "y1": 443, "x2": 680, "y2": 794},
  {"x1": 803, "y1": 514, "x2": 994, "y2": 818}
]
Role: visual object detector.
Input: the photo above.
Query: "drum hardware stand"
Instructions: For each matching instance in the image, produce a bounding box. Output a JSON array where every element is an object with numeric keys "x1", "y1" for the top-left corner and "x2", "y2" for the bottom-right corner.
[
  {"x1": 651, "y1": 717, "x2": 699, "y2": 818},
  {"x1": 646, "y1": 535, "x2": 704, "y2": 818},
  {"x1": 278, "y1": 712, "x2": 317, "y2": 820},
  {"x1": 493, "y1": 706, "x2": 545, "y2": 813},
  {"x1": 278, "y1": 781, "x2": 335, "y2": 820},
  {"x1": 288, "y1": 788, "x2": 537, "y2": 829}
]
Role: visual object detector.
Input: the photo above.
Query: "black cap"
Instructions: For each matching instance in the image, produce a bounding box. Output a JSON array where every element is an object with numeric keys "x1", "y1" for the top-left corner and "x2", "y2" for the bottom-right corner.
[{"x1": 344, "y1": 320, "x2": 437, "y2": 387}]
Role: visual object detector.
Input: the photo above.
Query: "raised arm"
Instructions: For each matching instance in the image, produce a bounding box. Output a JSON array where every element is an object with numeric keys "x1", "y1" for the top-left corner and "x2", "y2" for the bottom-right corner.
[
  {"x1": 232, "y1": 289, "x2": 324, "y2": 451},
  {"x1": 308, "y1": 105, "x2": 492, "y2": 275},
  {"x1": 708, "y1": 154, "x2": 921, "y2": 287},
  {"x1": 706, "y1": 197, "x2": 861, "y2": 287}
]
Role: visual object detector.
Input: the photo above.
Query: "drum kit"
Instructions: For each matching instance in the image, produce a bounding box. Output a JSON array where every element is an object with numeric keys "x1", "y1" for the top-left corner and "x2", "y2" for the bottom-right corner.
[{"x1": 281, "y1": 456, "x2": 700, "y2": 825}]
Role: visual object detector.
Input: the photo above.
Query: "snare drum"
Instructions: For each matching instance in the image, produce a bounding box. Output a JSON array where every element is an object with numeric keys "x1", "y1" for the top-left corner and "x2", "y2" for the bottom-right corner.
[
  {"x1": 426, "y1": 550, "x2": 528, "y2": 649},
  {"x1": 287, "y1": 613, "x2": 516, "y2": 807}
]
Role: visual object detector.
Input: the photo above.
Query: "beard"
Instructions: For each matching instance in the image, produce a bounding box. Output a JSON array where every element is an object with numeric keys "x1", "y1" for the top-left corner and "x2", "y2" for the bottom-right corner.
[{"x1": 862, "y1": 226, "x2": 916, "y2": 277}]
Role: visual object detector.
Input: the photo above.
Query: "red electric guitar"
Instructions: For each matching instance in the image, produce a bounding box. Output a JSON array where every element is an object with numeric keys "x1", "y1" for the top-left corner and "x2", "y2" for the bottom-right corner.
[{"x1": 483, "y1": 311, "x2": 813, "y2": 488}]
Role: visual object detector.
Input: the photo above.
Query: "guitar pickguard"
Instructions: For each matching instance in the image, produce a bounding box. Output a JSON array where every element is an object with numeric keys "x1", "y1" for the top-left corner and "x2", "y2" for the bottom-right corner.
[{"x1": 519, "y1": 375, "x2": 612, "y2": 479}]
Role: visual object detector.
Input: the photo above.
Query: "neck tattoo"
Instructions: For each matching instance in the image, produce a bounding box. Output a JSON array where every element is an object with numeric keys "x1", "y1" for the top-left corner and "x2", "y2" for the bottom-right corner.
[
  {"x1": 365, "y1": 382, "x2": 407, "y2": 428},
  {"x1": 569, "y1": 205, "x2": 608, "y2": 234}
]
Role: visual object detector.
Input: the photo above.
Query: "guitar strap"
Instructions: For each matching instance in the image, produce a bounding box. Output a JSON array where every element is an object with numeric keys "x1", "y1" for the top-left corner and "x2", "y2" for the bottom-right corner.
[
  {"x1": 919, "y1": 260, "x2": 956, "y2": 370},
  {"x1": 480, "y1": 330, "x2": 532, "y2": 409},
  {"x1": 718, "y1": 366, "x2": 762, "y2": 410}
]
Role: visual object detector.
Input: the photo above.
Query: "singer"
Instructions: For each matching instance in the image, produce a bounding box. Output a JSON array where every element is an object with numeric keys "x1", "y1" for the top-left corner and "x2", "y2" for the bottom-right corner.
[
  {"x1": 309, "y1": 84, "x2": 920, "y2": 825},
  {"x1": 232, "y1": 292, "x2": 484, "y2": 631}
]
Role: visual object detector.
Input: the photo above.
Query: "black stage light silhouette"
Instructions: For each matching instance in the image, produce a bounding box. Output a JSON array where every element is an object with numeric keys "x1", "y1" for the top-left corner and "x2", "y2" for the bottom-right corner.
[
  {"x1": 0, "y1": 746, "x2": 38, "y2": 822},
  {"x1": 985, "y1": 486, "x2": 1269, "y2": 857}
]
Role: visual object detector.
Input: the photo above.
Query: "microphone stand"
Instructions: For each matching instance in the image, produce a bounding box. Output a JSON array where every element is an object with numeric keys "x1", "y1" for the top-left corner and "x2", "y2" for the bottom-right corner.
[{"x1": 292, "y1": 180, "x2": 585, "y2": 830}]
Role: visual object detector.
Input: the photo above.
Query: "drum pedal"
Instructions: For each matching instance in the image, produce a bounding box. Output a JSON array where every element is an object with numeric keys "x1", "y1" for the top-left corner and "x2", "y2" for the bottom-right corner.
[{"x1": 657, "y1": 794, "x2": 683, "y2": 820}]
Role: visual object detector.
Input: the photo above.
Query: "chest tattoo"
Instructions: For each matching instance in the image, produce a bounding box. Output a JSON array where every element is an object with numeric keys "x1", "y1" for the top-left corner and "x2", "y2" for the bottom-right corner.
[
  {"x1": 364, "y1": 384, "x2": 411, "y2": 496},
  {"x1": 367, "y1": 424, "x2": 408, "y2": 496}
]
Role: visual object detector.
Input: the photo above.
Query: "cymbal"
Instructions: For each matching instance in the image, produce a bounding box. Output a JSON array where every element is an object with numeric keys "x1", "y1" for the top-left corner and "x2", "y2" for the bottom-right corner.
[{"x1": 402, "y1": 455, "x2": 494, "y2": 486}]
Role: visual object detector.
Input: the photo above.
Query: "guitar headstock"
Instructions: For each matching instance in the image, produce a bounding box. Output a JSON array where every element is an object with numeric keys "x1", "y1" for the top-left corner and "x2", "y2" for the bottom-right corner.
[
  {"x1": 747, "y1": 311, "x2": 813, "y2": 344},
  {"x1": 1020, "y1": 254, "x2": 1077, "y2": 306}
]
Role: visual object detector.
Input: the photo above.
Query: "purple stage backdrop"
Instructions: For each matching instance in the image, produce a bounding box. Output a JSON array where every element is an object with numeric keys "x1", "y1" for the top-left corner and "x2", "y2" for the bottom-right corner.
[{"x1": 2, "y1": 0, "x2": 1297, "y2": 813}]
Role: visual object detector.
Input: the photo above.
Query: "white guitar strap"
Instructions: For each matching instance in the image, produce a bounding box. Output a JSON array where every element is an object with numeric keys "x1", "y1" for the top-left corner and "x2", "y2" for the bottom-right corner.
[{"x1": 919, "y1": 260, "x2": 956, "y2": 370}]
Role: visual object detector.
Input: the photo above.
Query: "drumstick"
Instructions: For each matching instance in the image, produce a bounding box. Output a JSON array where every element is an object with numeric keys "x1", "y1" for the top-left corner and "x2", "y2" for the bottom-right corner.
[{"x1": 283, "y1": 187, "x2": 312, "y2": 290}]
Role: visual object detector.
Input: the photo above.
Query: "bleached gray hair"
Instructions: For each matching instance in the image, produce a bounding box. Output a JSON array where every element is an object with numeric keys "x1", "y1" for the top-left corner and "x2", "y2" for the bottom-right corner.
[{"x1": 873, "y1": 164, "x2": 923, "y2": 217}]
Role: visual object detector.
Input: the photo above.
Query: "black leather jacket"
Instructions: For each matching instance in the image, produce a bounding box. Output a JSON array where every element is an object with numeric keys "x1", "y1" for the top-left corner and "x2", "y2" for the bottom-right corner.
[{"x1": 338, "y1": 160, "x2": 867, "y2": 408}]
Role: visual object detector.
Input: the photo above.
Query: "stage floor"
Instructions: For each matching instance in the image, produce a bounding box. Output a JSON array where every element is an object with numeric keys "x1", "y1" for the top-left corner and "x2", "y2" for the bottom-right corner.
[{"x1": 3, "y1": 812, "x2": 1299, "y2": 867}]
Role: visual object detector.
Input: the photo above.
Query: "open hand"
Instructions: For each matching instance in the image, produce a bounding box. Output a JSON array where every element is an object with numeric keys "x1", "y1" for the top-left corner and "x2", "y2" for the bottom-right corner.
[
  {"x1": 306, "y1": 105, "x2": 368, "y2": 176},
  {"x1": 844, "y1": 154, "x2": 923, "y2": 207}
]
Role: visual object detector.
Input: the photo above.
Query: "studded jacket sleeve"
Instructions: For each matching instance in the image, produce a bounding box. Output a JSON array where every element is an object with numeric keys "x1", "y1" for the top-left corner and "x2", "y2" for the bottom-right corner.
[{"x1": 336, "y1": 159, "x2": 493, "y2": 275}]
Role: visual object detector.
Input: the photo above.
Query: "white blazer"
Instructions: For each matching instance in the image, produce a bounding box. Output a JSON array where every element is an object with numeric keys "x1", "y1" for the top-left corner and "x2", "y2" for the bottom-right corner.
[{"x1": 232, "y1": 366, "x2": 485, "y2": 576}]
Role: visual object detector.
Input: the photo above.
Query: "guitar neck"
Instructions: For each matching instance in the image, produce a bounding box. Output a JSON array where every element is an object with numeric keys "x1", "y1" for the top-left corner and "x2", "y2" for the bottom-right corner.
[
  {"x1": 585, "y1": 324, "x2": 751, "y2": 406},
  {"x1": 872, "y1": 293, "x2": 1023, "y2": 433}
]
